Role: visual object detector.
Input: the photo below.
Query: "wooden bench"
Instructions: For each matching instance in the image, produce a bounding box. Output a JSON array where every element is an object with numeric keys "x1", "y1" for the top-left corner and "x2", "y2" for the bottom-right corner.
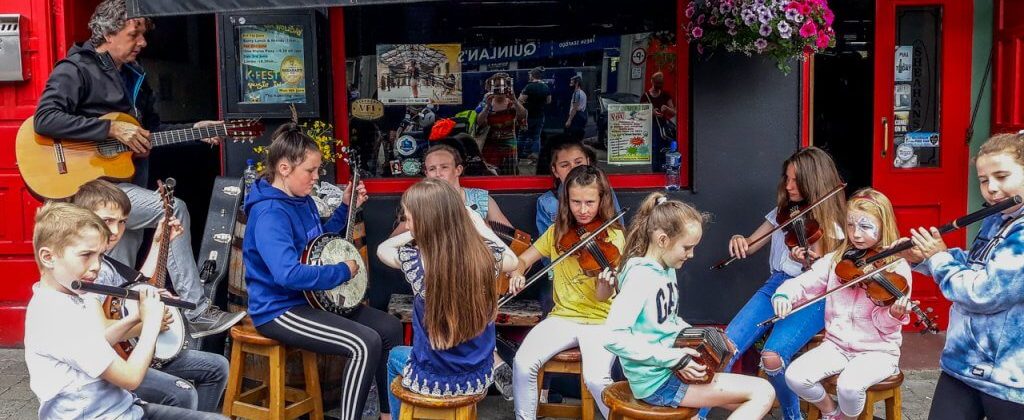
[{"x1": 387, "y1": 294, "x2": 543, "y2": 344}]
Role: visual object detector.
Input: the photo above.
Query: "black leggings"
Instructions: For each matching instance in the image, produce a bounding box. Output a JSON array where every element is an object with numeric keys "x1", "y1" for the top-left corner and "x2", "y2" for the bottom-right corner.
[
  {"x1": 928, "y1": 372, "x2": 1024, "y2": 420},
  {"x1": 256, "y1": 305, "x2": 403, "y2": 420}
]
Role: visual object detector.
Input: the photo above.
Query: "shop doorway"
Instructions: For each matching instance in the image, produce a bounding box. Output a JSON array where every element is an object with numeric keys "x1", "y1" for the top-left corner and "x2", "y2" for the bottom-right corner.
[{"x1": 812, "y1": 0, "x2": 874, "y2": 193}]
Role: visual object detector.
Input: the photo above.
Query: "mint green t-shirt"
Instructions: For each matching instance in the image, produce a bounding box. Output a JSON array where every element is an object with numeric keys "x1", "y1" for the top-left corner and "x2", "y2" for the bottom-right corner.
[{"x1": 603, "y1": 257, "x2": 689, "y2": 398}]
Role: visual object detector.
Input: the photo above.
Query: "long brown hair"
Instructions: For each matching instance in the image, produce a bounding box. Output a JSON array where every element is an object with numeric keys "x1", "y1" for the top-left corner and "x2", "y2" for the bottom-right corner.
[
  {"x1": 777, "y1": 147, "x2": 846, "y2": 254},
  {"x1": 831, "y1": 188, "x2": 900, "y2": 266},
  {"x1": 555, "y1": 165, "x2": 622, "y2": 241},
  {"x1": 621, "y1": 192, "x2": 708, "y2": 269},
  {"x1": 401, "y1": 178, "x2": 497, "y2": 350}
]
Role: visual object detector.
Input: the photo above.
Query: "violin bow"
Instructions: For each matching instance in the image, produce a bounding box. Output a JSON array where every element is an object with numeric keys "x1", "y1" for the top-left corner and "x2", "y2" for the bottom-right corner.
[
  {"x1": 712, "y1": 183, "x2": 846, "y2": 270},
  {"x1": 497, "y1": 208, "x2": 629, "y2": 308},
  {"x1": 756, "y1": 258, "x2": 903, "y2": 327}
]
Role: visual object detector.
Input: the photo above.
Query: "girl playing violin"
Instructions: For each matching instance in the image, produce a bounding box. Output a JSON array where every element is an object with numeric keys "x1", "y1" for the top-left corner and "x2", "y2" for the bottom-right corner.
[
  {"x1": 507, "y1": 165, "x2": 623, "y2": 419},
  {"x1": 773, "y1": 188, "x2": 914, "y2": 420},
  {"x1": 897, "y1": 132, "x2": 1024, "y2": 419},
  {"x1": 243, "y1": 123, "x2": 403, "y2": 420},
  {"x1": 701, "y1": 147, "x2": 846, "y2": 420},
  {"x1": 377, "y1": 178, "x2": 518, "y2": 418},
  {"x1": 605, "y1": 192, "x2": 775, "y2": 418}
]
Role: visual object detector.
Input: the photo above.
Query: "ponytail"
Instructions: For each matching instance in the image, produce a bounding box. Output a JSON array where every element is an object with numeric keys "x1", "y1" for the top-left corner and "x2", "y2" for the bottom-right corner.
[{"x1": 620, "y1": 192, "x2": 708, "y2": 270}]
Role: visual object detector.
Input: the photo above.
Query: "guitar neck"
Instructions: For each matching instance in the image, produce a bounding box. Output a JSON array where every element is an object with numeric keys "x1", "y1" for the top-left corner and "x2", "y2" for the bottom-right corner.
[
  {"x1": 345, "y1": 170, "x2": 360, "y2": 241},
  {"x1": 151, "y1": 218, "x2": 171, "y2": 288},
  {"x1": 110, "y1": 124, "x2": 226, "y2": 153}
]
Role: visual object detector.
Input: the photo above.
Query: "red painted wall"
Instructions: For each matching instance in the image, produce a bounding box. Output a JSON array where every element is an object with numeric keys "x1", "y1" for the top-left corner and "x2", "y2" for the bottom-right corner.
[{"x1": 993, "y1": 0, "x2": 1024, "y2": 133}]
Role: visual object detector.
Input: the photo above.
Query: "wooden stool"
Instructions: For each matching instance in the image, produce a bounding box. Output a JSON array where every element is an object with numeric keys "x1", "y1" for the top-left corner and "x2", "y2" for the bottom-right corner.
[
  {"x1": 806, "y1": 371, "x2": 904, "y2": 420},
  {"x1": 602, "y1": 381, "x2": 697, "y2": 420},
  {"x1": 390, "y1": 376, "x2": 485, "y2": 420},
  {"x1": 223, "y1": 320, "x2": 323, "y2": 420},
  {"x1": 536, "y1": 347, "x2": 595, "y2": 420}
]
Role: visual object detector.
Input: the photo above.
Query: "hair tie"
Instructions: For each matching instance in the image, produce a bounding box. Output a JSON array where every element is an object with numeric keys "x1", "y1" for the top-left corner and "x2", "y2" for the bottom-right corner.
[{"x1": 656, "y1": 196, "x2": 669, "y2": 205}]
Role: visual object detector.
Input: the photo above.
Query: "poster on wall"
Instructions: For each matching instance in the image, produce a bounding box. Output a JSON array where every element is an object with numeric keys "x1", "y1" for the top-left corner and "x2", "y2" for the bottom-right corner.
[
  {"x1": 377, "y1": 44, "x2": 462, "y2": 105},
  {"x1": 607, "y1": 103, "x2": 653, "y2": 165},
  {"x1": 894, "y1": 45, "x2": 913, "y2": 82},
  {"x1": 238, "y1": 24, "x2": 307, "y2": 104},
  {"x1": 894, "y1": 84, "x2": 911, "y2": 110}
]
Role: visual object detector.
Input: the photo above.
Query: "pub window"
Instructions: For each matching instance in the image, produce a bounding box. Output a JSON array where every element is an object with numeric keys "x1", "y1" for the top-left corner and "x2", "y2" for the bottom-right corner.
[{"x1": 342, "y1": 0, "x2": 685, "y2": 184}]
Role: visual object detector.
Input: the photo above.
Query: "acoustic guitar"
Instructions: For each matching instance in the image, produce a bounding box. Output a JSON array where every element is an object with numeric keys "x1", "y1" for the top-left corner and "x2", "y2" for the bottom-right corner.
[{"x1": 15, "y1": 112, "x2": 263, "y2": 199}]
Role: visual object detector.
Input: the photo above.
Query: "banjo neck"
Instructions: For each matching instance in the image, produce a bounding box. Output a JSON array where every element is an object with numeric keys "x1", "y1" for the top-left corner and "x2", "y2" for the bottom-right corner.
[{"x1": 344, "y1": 164, "x2": 360, "y2": 242}]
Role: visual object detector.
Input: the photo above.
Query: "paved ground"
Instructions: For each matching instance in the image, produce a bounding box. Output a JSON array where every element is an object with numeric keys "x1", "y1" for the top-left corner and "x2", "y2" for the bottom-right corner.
[{"x1": 0, "y1": 333, "x2": 945, "y2": 419}]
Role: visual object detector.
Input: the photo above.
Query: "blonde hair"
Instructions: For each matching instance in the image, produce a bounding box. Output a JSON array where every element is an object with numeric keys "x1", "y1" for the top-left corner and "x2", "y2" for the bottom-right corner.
[
  {"x1": 555, "y1": 165, "x2": 622, "y2": 241},
  {"x1": 976, "y1": 132, "x2": 1024, "y2": 166},
  {"x1": 778, "y1": 147, "x2": 847, "y2": 255},
  {"x1": 832, "y1": 188, "x2": 900, "y2": 265},
  {"x1": 32, "y1": 202, "x2": 110, "y2": 268},
  {"x1": 621, "y1": 192, "x2": 708, "y2": 269},
  {"x1": 400, "y1": 178, "x2": 497, "y2": 350}
]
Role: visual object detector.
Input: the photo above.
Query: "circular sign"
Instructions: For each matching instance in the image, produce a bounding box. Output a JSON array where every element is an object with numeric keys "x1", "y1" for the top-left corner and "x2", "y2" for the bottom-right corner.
[
  {"x1": 630, "y1": 47, "x2": 647, "y2": 66},
  {"x1": 395, "y1": 135, "x2": 418, "y2": 157},
  {"x1": 401, "y1": 159, "x2": 422, "y2": 176},
  {"x1": 351, "y1": 99, "x2": 384, "y2": 121},
  {"x1": 280, "y1": 56, "x2": 304, "y2": 85}
]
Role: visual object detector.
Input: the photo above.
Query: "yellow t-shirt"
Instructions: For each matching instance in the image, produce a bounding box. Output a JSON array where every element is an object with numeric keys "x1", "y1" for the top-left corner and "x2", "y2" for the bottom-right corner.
[{"x1": 534, "y1": 225, "x2": 625, "y2": 324}]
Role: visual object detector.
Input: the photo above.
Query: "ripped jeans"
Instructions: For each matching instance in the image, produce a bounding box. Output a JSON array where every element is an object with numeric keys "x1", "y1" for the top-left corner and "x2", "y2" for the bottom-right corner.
[{"x1": 698, "y1": 271, "x2": 824, "y2": 420}]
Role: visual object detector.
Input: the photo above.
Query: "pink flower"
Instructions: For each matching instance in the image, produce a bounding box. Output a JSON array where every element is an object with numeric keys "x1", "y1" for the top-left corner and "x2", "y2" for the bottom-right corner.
[
  {"x1": 824, "y1": 8, "x2": 835, "y2": 25},
  {"x1": 799, "y1": 20, "x2": 817, "y2": 38},
  {"x1": 686, "y1": 4, "x2": 695, "y2": 18},
  {"x1": 816, "y1": 31, "x2": 830, "y2": 49},
  {"x1": 692, "y1": 27, "x2": 704, "y2": 39}
]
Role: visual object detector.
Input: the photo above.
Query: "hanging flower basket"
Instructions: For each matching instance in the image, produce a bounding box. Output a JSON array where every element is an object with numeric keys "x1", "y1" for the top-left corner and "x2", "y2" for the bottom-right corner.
[
  {"x1": 252, "y1": 120, "x2": 342, "y2": 173},
  {"x1": 684, "y1": 0, "x2": 836, "y2": 73}
]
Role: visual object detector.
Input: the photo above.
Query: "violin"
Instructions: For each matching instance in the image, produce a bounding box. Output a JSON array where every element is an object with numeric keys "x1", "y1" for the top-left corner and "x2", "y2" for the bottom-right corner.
[
  {"x1": 557, "y1": 218, "x2": 623, "y2": 277},
  {"x1": 834, "y1": 248, "x2": 939, "y2": 333},
  {"x1": 776, "y1": 203, "x2": 823, "y2": 269},
  {"x1": 497, "y1": 209, "x2": 629, "y2": 308},
  {"x1": 488, "y1": 220, "x2": 532, "y2": 296},
  {"x1": 712, "y1": 183, "x2": 846, "y2": 270}
]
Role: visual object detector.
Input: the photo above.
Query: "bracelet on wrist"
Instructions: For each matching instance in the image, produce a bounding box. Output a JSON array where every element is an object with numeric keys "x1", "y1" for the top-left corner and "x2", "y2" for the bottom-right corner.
[{"x1": 772, "y1": 293, "x2": 788, "y2": 301}]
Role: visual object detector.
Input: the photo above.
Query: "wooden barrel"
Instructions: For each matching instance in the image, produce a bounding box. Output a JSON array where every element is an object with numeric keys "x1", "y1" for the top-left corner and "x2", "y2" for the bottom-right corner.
[{"x1": 227, "y1": 212, "x2": 349, "y2": 407}]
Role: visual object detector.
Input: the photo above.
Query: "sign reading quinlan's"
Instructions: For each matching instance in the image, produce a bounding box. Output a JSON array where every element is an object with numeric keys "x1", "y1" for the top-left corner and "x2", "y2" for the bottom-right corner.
[
  {"x1": 351, "y1": 99, "x2": 384, "y2": 121},
  {"x1": 459, "y1": 36, "x2": 620, "y2": 65}
]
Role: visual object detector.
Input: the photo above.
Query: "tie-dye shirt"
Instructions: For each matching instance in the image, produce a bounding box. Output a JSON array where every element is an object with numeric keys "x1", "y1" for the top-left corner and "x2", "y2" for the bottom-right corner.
[{"x1": 914, "y1": 208, "x2": 1024, "y2": 404}]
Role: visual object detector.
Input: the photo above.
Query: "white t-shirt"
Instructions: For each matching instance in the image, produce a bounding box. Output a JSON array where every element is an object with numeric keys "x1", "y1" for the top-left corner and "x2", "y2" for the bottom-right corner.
[
  {"x1": 24, "y1": 282, "x2": 141, "y2": 419},
  {"x1": 765, "y1": 208, "x2": 844, "y2": 277}
]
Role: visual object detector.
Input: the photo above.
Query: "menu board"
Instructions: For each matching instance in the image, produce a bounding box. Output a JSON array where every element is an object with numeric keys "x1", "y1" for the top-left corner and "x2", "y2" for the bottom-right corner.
[
  {"x1": 606, "y1": 103, "x2": 653, "y2": 165},
  {"x1": 238, "y1": 24, "x2": 307, "y2": 104}
]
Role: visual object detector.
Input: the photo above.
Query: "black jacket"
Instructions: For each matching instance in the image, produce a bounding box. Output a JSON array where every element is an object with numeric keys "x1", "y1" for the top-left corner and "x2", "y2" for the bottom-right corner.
[{"x1": 34, "y1": 42, "x2": 163, "y2": 185}]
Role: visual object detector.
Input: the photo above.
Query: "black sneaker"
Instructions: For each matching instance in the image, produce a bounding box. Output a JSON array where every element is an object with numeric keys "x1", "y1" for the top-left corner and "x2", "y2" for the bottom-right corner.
[
  {"x1": 493, "y1": 361, "x2": 514, "y2": 401},
  {"x1": 188, "y1": 306, "x2": 246, "y2": 338}
]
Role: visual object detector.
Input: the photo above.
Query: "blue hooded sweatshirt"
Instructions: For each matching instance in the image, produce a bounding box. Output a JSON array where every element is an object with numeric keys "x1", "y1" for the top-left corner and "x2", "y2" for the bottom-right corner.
[
  {"x1": 243, "y1": 179, "x2": 351, "y2": 326},
  {"x1": 915, "y1": 208, "x2": 1024, "y2": 404}
]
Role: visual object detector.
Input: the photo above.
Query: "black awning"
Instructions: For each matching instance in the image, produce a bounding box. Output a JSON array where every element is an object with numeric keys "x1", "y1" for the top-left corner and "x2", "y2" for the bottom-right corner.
[{"x1": 126, "y1": 0, "x2": 442, "y2": 17}]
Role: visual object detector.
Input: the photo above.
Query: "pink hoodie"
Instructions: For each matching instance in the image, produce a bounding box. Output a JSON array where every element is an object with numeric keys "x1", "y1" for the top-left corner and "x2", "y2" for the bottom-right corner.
[{"x1": 776, "y1": 251, "x2": 912, "y2": 356}]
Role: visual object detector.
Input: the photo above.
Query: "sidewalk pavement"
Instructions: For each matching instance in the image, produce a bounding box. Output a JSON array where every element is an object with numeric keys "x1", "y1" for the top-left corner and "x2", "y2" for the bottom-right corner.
[{"x1": 0, "y1": 333, "x2": 946, "y2": 419}]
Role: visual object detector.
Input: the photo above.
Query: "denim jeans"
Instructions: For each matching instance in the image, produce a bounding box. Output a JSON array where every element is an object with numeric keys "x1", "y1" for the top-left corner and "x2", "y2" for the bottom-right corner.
[
  {"x1": 520, "y1": 116, "x2": 544, "y2": 158},
  {"x1": 110, "y1": 183, "x2": 210, "y2": 319},
  {"x1": 698, "y1": 271, "x2": 825, "y2": 420},
  {"x1": 139, "y1": 400, "x2": 227, "y2": 419},
  {"x1": 136, "y1": 349, "x2": 229, "y2": 412},
  {"x1": 642, "y1": 375, "x2": 689, "y2": 407},
  {"x1": 386, "y1": 346, "x2": 413, "y2": 418}
]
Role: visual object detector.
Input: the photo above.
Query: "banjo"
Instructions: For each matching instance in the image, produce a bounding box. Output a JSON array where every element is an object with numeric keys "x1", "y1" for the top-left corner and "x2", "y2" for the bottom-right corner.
[
  {"x1": 303, "y1": 152, "x2": 370, "y2": 315},
  {"x1": 102, "y1": 179, "x2": 187, "y2": 366}
]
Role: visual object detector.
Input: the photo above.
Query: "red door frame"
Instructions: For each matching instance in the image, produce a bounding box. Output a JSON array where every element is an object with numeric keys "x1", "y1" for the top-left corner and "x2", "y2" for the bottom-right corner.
[
  {"x1": 873, "y1": 0, "x2": 973, "y2": 330},
  {"x1": 331, "y1": 1, "x2": 691, "y2": 194},
  {"x1": 993, "y1": 0, "x2": 1024, "y2": 134}
]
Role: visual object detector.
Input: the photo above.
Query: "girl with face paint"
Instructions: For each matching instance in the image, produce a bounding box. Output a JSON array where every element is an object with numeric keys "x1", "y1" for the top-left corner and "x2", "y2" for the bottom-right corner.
[
  {"x1": 698, "y1": 147, "x2": 847, "y2": 420},
  {"x1": 772, "y1": 188, "x2": 914, "y2": 420},
  {"x1": 895, "y1": 132, "x2": 1024, "y2": 419}
]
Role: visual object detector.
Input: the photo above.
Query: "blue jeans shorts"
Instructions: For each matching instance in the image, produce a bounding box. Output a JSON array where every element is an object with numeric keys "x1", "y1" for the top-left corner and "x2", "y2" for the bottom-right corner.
[{"x1": 642, "y1": 375, "x2": 689, "y2": 407}]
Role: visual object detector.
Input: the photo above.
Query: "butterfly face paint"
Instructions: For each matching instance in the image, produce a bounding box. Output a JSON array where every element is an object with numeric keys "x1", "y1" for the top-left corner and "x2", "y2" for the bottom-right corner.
[{"x1": 846, "y1": 210, "x2": 882, "y2": 249}]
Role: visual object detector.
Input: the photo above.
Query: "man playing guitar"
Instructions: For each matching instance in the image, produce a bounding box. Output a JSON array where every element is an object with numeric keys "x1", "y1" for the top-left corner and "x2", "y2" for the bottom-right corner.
[{"x1": 33, "y1": 0, "x2": 243, "y2": 337}]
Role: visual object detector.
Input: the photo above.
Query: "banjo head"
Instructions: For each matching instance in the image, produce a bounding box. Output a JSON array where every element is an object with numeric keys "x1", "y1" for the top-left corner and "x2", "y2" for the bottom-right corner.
[
  {"x1": 306, "y1": 234, "x2": 368, "y2": 314},
  {"x1": 120, "y1": 283, "x2": 187, "y2": 362}
]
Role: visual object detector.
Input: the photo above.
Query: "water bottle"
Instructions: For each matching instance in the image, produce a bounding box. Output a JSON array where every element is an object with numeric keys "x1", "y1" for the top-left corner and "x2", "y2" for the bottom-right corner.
[
  {"x1": 664, "y1": 141, "x2": 681, "y2": 191},
  {"x1": 242, "y1": 159, "x2": 258, "y2": 200}
]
